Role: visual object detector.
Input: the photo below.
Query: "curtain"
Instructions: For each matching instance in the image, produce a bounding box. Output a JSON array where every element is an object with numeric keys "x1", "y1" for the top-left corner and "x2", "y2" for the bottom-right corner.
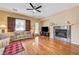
[
  {"x1": 7, "y1": 17, "x2": 15, "y2": 32},
  {"x1": 26, "y1": 20, "x2": 30, "y2": 31}
]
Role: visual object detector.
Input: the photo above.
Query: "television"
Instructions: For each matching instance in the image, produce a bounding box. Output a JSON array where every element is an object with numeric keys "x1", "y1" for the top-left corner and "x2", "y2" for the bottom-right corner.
[{"x1": 41, "y1": 27, "x2": 48, "y2": 32}]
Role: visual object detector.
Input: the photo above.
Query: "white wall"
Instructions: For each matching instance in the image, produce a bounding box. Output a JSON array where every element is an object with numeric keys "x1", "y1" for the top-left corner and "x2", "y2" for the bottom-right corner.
[{"x1": 42, "y1": 5, "x2": 79, "y2": 45}]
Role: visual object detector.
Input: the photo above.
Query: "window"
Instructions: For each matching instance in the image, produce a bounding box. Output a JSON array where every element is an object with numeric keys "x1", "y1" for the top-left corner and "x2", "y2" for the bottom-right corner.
[
  {"x1": 15, "y1": 19, "x2": 26, "y2": 31},
  {"x1": 7, "y1": 17, "x2": 30, "y2": 32}
]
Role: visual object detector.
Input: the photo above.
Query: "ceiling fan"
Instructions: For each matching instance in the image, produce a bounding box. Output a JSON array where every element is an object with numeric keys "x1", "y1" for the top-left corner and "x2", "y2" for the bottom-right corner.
[{"x1": 26, "y1": 3, "x2": 42, "y2": 13}]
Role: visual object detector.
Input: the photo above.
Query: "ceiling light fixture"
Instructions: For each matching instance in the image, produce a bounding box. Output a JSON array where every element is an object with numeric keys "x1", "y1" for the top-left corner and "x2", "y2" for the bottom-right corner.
[
  {"x1": 26, "y1": 3, "x2": 42, "y2": 13},
  {"x1": 33, "y1": 10, "x2": 37, "y2": 13}
]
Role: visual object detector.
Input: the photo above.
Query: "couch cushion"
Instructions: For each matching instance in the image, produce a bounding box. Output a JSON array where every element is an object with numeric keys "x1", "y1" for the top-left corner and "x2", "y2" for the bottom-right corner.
[{"x1": 0, "y1": 48, "x2": 4, "y2": 55}]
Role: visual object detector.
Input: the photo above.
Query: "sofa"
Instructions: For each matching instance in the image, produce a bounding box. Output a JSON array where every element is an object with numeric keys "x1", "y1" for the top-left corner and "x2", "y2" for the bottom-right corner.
[
  {"x1": 0, "y1": 34, "x2": 10, "y2": 55},
  {"x1": 10, "y1": 31, "x2": 32, "y2": 41}
]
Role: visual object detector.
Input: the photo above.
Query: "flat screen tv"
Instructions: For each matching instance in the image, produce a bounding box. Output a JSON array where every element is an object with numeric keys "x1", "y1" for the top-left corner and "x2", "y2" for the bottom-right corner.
[{"x1": 41, "y1": 27, "x2": 48, "y2": 32}]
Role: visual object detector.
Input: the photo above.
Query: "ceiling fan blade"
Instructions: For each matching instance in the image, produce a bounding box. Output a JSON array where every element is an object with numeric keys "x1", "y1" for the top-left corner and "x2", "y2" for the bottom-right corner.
[
  {"x1": 36, "y1": 10, "x2": 41, "y2": 12},
  {"x1": 27, "y1": 9, "x2": 33, "y2": 10},
  {"x1": 29, "y1": 3, "x2": 35, "y2": 9},
  {"x1": 36, "y1": 6, "x2": 42, "y2": 9}
]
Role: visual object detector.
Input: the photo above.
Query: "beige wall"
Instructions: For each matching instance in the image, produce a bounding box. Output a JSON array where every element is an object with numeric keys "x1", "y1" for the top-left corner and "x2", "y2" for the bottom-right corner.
[
  {"x1": 41, "y1": 5, "x2": 79, "y2": 45},
  {"x1": 0, "y1": 10, "x2": 38, "y2": 35}
]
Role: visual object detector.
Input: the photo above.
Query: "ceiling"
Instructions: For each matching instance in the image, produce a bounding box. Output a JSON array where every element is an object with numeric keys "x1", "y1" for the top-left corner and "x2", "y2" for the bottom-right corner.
[{"x1": 0, "y1": 3, "x2": 79, "y2": 18}]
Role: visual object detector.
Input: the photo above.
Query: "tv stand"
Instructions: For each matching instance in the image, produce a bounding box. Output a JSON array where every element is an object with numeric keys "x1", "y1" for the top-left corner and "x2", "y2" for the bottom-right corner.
[{"x1": 41, "y1": 31, "x2": 49, "y2": 36}]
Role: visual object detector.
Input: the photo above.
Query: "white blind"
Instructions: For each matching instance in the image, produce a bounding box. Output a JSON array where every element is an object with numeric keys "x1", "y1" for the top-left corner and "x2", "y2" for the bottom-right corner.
[{"x1": 15, "y1": 19, "x2": 26, "y2": 31}]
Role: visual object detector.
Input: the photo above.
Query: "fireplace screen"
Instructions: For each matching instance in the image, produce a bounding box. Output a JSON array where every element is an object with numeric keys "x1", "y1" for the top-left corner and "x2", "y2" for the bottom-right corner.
[{"x1": 55, "y1": 29, "x2": 67, "y2": 38}]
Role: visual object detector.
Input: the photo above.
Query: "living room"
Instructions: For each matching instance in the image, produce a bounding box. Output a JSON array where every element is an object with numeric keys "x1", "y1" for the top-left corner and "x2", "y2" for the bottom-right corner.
[{"x1": 0, "y1": 3, "x2": 79, "y2": 55}]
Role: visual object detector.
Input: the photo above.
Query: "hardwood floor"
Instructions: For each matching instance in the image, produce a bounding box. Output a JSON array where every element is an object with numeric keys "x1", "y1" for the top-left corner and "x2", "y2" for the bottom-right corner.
[{"x1": 11, "y1": 36, "x2": 79, "y2": 55}]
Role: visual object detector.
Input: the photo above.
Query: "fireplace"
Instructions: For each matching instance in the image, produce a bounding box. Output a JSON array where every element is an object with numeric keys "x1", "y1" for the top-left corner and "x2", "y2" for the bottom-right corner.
[
  {"x1": 55, "y1": 29, "x2": 67, "y2": 38},
  {"x1": 54, "y1": 26, "x2": 71, "y2": 43}
]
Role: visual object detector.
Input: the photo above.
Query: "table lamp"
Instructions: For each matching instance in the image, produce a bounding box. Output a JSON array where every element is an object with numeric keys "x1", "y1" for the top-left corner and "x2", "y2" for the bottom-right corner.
[{"x1": 0, "y1": 25, "x2": 6, "y2": 33}]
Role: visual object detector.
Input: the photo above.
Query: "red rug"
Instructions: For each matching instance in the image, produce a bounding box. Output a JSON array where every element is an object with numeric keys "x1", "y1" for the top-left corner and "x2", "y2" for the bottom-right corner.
[{"x1": 3, "y1": 42, "x2": 24, "y2": 55}]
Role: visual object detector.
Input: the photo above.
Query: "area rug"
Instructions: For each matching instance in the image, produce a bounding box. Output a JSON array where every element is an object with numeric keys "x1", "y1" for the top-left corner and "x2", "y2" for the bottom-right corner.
[{"x1": 3, "y1": 42, "x2": 24, "y2": 55}]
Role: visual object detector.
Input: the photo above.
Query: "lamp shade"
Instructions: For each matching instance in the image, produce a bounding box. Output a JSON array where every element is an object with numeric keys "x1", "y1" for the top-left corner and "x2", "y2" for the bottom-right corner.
[{"x1": 0, "y1": 25, "x2": 6, "y2": 28}]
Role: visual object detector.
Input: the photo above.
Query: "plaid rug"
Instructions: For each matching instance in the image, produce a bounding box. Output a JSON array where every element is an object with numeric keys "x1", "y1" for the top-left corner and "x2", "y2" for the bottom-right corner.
[{"x1": 3, "y1": 42, "x2": 24, "y2": 55}]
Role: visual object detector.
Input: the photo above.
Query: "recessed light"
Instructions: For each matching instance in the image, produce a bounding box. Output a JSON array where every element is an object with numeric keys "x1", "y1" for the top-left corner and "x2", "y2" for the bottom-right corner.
[{"x1": 12, "y1": 8, "x2": 18, "y2": 11}]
